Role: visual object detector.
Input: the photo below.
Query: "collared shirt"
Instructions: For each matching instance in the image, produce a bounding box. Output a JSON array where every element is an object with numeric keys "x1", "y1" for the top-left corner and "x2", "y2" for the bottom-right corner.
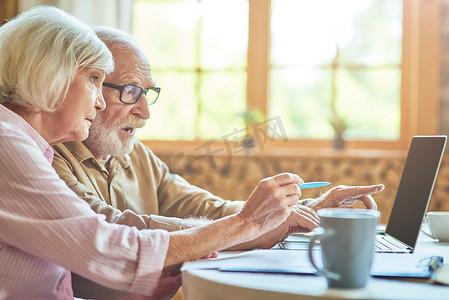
[
  {"x1": 52, "y1": 140, "x2": 244, "y2": 232},
  {"x1": 0, "y1": 104, "x2": 170, "y2": 299},
  {"x1": 53, "y1": 138, "x2": 245, "y2": 299}
]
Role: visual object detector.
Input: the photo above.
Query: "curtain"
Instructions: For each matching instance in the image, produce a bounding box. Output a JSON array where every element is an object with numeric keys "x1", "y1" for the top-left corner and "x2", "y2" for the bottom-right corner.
[{"x1": 19, "y1": 0, "x2": 133, "y2": 32}]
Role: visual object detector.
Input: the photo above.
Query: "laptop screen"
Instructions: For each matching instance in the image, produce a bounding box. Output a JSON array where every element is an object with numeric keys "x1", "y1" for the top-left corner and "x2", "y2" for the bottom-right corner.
[{"x1": 385, "y1": 135, "x2": 446, "y2": 249}]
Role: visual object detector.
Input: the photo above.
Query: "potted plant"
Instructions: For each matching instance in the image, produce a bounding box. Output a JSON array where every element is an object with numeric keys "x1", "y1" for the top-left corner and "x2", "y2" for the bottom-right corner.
[
  {"x1": 239, "y1": 108, "x2": 265, "y2": 149},
  {"x1": 329, "y1": 112, "x2": 348, "y2": 150}
]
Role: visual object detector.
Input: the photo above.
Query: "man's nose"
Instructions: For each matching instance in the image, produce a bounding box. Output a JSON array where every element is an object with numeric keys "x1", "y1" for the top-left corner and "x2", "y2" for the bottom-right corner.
[{"x1": 131, "y1": 94, "x2": 150, "y2": 120}]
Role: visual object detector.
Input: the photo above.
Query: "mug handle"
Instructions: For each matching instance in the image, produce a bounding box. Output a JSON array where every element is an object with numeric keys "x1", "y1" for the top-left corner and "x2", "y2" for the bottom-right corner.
[
  {"x1": 420, "y1": 215, "x2": 436, "y2": 239},
  {"x1": 308, "y1": 227, "x2": 340, "y2": 281}
]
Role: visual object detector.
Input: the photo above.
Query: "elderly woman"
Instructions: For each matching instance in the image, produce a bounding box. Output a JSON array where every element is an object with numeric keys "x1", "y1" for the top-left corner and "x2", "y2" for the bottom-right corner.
[{"x1": 0, "y1": 6, "x2": 320, "y2": 299}]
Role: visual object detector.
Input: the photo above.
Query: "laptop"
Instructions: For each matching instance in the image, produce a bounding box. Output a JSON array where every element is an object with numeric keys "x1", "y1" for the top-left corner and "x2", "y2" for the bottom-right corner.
[{"x1": 375, "y1": 135, "x2": 447, "y2": 253}]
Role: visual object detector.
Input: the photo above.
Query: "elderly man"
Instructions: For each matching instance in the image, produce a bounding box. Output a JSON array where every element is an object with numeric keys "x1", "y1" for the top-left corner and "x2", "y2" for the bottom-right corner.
[{"x1": 52, "y1": 26, "x2": 384, "y2": 299}]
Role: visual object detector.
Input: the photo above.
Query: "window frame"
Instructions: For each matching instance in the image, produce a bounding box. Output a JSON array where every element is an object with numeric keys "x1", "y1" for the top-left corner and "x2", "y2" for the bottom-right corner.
[{"x1": 140, "y1": 0, "x2": 441, "y2": 153}]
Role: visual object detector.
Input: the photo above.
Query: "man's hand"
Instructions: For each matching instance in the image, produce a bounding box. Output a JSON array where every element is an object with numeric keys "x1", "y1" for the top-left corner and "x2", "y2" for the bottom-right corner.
[
  {"x1": 165, "y1": 172, "x2": 309, "y2": 267},
  {"x1": 239, "y1": 172, "x2": 305, "y2": 233},
  {"x1": 303, "y1": 184, "x2": 385, "y2": 210},
  {"x1": 245, "y1": 184, "x2": 384, "y2": 249},
  {"x1": 231, "y1": 204, "x2": 319, "y2": 250}
]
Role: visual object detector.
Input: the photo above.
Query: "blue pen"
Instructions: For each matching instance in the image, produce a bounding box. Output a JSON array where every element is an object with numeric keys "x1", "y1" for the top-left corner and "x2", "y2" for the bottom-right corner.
[{"x1": 300, "y1": 182, "x2": 331, "y2": 189}]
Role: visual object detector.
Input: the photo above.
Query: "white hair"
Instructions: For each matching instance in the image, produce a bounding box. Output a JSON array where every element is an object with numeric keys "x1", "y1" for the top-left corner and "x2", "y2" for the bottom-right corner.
[
  {"x1": 0, "y1": 6, "x2": 114, "y2": 112},
  {"x1": 92, "y1": 26, "x2": 137, "y2": 51}
]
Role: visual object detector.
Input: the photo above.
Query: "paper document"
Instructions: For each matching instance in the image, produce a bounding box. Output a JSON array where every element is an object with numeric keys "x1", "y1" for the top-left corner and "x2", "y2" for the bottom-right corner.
[
  {"x1": 182, "y1": 249, "x2": 443, "y2": 280},
  {"x1": 182, "y1": 249, "x2": 319, "y2": 273}
]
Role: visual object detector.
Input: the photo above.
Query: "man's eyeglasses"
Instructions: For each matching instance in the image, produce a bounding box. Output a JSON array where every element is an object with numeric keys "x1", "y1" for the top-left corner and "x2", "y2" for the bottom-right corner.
[{"x1": 103, "y1": 82, "x2": 161, "y2": 105}]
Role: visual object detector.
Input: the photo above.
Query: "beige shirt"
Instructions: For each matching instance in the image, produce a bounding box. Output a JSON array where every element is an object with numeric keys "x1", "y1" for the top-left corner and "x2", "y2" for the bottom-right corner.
[
  {"x1": 52, "y1": 140, "x2": 244, "y2": 299},
  {"x1": 52, "y1": 140, "x2": 244, "y2": 231}
]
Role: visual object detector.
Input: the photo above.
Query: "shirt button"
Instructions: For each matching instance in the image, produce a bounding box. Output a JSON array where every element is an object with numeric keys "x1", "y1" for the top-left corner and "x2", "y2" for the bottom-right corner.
[{"x1": 66, "y1": 288, "x2": 71, "y2": 295}]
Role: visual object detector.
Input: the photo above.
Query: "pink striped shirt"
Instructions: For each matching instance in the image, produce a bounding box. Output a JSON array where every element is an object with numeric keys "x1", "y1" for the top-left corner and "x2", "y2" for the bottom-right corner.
[{"x1": 0, "y1": 104, "x2": 170, "y2": 299}]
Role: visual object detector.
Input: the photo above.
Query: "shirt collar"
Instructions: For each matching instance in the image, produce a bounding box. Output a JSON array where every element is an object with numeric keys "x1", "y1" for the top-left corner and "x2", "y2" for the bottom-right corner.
[
  {"x1": 0, "y1": 104, "x2": 54, "y2": 163},
  {"x1": 59, "y1": 141, "x2": 132, "y2": 170}
]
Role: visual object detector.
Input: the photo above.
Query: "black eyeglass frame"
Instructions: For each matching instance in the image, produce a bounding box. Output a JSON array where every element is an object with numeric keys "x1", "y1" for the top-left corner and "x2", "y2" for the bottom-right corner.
[{"x1": 103, "y1": 82, "x2": 161, "y2": 105}]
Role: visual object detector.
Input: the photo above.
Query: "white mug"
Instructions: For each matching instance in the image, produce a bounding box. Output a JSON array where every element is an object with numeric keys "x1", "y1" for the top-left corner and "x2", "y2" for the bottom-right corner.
[
  {"x1": 421, "y1": 211, "x2": 449, "y2": 242},
  {"x1": 308, "y1": 208, "x2": 380, "y2": 288}
]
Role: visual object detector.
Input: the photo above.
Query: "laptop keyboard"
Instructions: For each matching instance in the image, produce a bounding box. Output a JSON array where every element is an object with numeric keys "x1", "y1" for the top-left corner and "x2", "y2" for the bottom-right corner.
[
  {"x1": 375, "y1": 235, "x2": 410, "y2": 253},
  {"x1": 375, "y1": 238, "x2": 394, "y2": 250}
]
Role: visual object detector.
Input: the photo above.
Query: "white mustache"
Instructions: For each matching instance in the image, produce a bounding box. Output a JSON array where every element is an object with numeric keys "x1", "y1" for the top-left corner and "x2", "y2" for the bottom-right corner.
[{"x1": 119, "y1": 117, "x2": 146, "y2": 129}]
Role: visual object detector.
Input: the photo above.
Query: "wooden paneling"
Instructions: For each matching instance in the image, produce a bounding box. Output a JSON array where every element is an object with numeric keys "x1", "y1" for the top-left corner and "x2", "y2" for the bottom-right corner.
[
  {"x1": 0, "y1": 0, "x2": 18, "y2": 25},
  {"x1": 156, "y1": 149, "x2": 449, "y2": 226}
]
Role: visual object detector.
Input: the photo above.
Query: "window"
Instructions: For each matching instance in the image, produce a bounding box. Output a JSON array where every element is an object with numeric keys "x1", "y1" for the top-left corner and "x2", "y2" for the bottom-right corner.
[
  {"x1": 133, "y1": 0, "x2": 248, "y2": 140},
  {"x1": 133, "y1": 0, "x2": 440, "y2": 151},
  {"x1": 270, "y1": 0, "x2": 402, "y2": 140}
]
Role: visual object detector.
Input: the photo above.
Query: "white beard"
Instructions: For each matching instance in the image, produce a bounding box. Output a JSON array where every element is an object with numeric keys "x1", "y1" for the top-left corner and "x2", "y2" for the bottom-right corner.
[{"x1": 84, "y1": 112, "x2": 145, "y2": 158}]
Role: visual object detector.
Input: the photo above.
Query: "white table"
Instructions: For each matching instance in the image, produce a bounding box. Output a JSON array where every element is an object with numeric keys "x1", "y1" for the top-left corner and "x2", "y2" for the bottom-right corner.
[{"x1": 181, "y1": 234, "x2": 449, "y2": 300}]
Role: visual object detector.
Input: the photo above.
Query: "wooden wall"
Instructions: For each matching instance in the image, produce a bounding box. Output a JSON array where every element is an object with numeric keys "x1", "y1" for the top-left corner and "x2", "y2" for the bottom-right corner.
[
  {"x1": 0, "y1": 0, "x2": 18, "y2": 25},
  {"x1": 157, "y1": 150, "x2": 449, "y2": 225}
]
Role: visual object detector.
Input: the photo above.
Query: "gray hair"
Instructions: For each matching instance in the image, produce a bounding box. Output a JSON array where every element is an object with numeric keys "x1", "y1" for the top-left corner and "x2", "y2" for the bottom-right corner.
[
  {"x1": 0, "y1": 6, "x2": 114, "y2": 112},
  {"x1": 92, "y1": 26, "x2": 137, "y2": 51}
]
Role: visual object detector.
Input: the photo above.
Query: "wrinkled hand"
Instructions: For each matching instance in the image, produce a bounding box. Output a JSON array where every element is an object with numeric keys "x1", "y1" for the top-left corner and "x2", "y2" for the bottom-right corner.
[
  {"x1": 239, "y1": 173, "x2": 304, "y2": 234},
  {"x1": 242, "y1": 204, "x2": 320, "y2": 249},
  {"x1": 304, "y1": 184, "x2": 384, "y2": 210}
]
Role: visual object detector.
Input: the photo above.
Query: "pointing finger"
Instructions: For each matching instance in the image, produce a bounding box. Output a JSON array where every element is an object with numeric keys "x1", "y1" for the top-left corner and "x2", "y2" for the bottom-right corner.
[{"x1": 335, "y1": 184, "x2": 384, "y2": 199}]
